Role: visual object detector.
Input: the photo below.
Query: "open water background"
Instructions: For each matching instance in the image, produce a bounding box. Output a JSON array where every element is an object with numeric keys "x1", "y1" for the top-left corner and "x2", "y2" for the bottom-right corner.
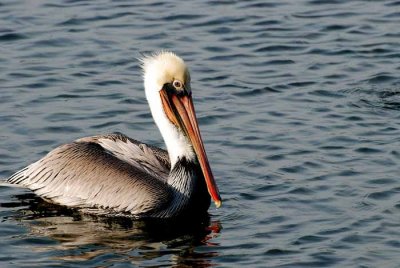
[{"x1": 1, "y1": 0, "x2": 400, "y2": 267}]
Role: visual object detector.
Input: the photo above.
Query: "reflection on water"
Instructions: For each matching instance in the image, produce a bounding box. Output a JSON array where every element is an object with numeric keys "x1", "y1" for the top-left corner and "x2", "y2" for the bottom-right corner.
[
  {"x1": 2, "y1": 0, "x2": 400, "y2": 266},
  {"x1": 2, "y1": 192, "x2": 221, "y2": 267}
]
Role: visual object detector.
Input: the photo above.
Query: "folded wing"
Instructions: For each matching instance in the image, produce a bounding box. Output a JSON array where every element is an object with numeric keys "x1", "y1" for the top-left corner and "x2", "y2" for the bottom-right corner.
[{"x1": 7, "y1": 133, "x2": 172, "y2": 216}]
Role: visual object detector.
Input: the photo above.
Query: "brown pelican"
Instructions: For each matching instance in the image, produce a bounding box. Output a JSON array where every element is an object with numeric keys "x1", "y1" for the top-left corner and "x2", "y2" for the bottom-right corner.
[{"x1": 6, "y1": 51, "x2": 221, "y2": 219}]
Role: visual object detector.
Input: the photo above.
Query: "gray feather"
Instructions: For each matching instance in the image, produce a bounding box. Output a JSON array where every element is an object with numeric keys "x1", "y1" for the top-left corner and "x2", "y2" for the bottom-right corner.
[{"x1": 7, "y1": 133, "x2": 173, "y2": 216}]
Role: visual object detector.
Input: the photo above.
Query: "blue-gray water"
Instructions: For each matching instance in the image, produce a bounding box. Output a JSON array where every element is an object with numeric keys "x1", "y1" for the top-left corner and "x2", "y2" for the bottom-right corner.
[{"x1": 1, "y1": 0, "x2": 400, "y2": 267}]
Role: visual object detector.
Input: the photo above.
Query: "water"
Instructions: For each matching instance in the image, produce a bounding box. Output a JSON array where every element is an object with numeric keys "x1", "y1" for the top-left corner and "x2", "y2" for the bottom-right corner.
[{"x1": 1, "y1": 0, "x2": 400, "y2": 267}]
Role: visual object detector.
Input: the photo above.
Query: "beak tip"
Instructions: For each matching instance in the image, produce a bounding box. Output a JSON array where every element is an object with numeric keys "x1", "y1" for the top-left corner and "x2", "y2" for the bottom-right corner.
[{"x1": 214, "y1": 200, "x2": 222, "y2": 208}]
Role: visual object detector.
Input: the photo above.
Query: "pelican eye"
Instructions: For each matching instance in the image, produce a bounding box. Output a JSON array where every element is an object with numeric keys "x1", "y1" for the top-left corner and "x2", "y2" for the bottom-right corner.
[{"x1": 173, "y1": 80, "x2": 183, "y2": 90}]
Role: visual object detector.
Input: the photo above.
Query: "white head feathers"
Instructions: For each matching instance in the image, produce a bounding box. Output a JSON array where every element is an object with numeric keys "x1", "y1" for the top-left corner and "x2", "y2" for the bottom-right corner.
[
  {"x1": 140, "y1": 51, "x2": 191, "y2": 93},
  {"x1": 140, "y1": 51, "x2": 195, "y2": 167}
]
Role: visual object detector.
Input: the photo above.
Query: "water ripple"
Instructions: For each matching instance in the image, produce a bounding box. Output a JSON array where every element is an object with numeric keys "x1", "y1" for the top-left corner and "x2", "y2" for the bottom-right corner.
[{"x1": 1, "y1": 0, "x2": 400, "y2": 267}]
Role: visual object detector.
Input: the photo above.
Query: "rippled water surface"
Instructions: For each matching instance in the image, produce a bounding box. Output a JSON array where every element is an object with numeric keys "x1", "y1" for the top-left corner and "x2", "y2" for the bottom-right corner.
[{"x1": 1, "y1": 0, "x2": 400, "y2": 267}]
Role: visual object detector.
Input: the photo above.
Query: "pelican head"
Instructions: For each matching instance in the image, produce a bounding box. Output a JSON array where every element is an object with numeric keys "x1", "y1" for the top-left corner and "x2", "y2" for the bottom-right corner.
[{"x1": 141, "y1": 51, "x2": 221, "y2": 208}]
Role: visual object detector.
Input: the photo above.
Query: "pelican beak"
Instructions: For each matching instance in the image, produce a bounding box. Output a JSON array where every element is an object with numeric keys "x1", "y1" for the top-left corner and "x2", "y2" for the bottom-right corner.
[{"x1": 160, "y1": 87, "x2": 222, "y2": 208}]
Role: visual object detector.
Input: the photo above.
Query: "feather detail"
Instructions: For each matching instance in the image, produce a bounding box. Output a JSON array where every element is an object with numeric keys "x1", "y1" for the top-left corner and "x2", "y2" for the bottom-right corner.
[{"x1": 7, "y1": 134, "x2": 173, "y2": 217}]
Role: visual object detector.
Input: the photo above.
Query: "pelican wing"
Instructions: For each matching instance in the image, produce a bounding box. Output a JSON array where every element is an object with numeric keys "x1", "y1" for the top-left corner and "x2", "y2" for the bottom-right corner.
[
  {"x1": 77, "y1": 133, "x2": 170, "y2": 181},
  {"x1": 7, "y1": 134, "x2": 172, "y2": 216}
]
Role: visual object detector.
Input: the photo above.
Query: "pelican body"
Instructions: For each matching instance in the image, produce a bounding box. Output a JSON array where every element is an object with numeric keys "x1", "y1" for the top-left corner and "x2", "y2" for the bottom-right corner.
[{"x1": 7, "y1": 52, "x2": 221, "y2": 219}]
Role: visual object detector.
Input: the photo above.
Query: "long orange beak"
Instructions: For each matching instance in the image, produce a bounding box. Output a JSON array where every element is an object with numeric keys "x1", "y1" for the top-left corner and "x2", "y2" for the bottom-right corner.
[{"x1": 160, "y1": 88, "x2": 222, "y2": 208}]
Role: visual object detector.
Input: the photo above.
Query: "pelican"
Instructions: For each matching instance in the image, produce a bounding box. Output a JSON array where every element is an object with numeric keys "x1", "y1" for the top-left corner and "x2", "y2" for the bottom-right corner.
[{"x1": 6, "y1": 51, "x2": 221, "y2": 219}]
